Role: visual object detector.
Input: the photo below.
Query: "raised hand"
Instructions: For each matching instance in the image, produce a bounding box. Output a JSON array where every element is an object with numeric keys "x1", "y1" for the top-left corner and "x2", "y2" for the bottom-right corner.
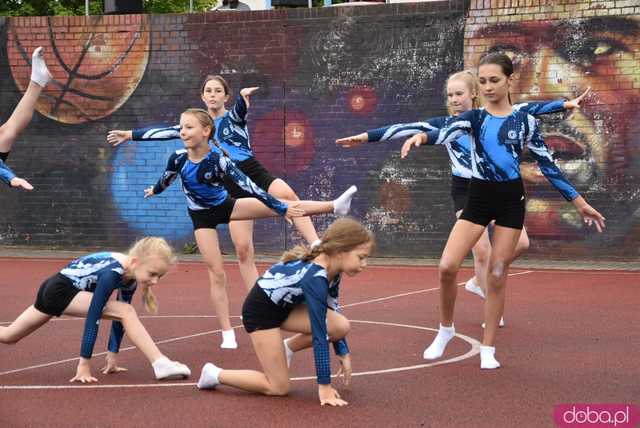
[
  {"x1": 335, "y1": 133, "x2": 368, "y2": 148},
  {"x1": 107, "y1": 130, "x2": 133, "y2": 147},
  {"x1": 564, "y1": 87, "x2": 591, "y2": 110},
  {"x1": 144, "y1": 187, "x2": 155, "y2": 199},
  {"x1": 239, "y1": 87, "x2": 260, "y2": 98},
  {"x1": 10, "y1": 177, "x2": 34, "y2": 191}
]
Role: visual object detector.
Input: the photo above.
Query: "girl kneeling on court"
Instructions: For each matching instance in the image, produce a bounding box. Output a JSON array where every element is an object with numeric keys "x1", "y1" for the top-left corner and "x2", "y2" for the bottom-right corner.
[
  {"x1": 197, "y1": 218, "x2": 374, "y2": 407},
  {"x1": 0, "y1": 237, "x2": 191, "y2": 383}
]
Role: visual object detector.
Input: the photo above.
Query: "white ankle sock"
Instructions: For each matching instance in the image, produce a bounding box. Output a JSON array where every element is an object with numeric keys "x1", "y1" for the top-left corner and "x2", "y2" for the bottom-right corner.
[
  {"x1": 310, "y1": 239, "x2": 322, "y2": 249},
  {"x1": 283, "y1": 338, "x2": 294, "y2": 368},
  {"x1": 152, "y1": 356, "x2": 191, "y2": 380},
  {"x1": 333, "y1": 185, "x2": 358, "y2": 216},
  {"x1": 220, "y1": 329, "x2": 237, "y2": 349},
  {"x1": 30, "y1": 47, "x2": 51, "y2": 88},
  {"x1": 197, "y1": 362, "x2": 222, "y2": 389},
  {"x1": 480, "y1": 345, "x2": 501, "y2": 369},
  {"x1": 423, "y1": 324, "x2": 455, "y2": 360}
]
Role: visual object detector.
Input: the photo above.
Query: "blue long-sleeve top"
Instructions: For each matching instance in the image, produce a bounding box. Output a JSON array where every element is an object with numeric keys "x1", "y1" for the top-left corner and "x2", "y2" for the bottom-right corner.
[
  {"x1": 424, "y1": 105, "x2": 579, "y2": 201},
  {"x1": 366, "y1": 100, "x2": 566, "y2": 180},
  {"x1": 59, "y1": 252, "x2": 136, "y2": 359},
  {"x1": 0, "y1": 159, "x2": 17, "y2": 186},
  {"x1": 153, "y1": 148, "x2": 287, "y2": 215},
  {"x1": 256, "y1": 260, "x2": 350, "y2": 385},
  {"x1": 132, "y1": 96, "x2": 254, "y2": 162}
]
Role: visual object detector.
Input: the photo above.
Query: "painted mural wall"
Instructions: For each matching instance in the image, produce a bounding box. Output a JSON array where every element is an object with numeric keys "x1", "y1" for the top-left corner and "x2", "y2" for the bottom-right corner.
[{"x1": 0, "y1": 1, "x2": 638, "y2": 260}]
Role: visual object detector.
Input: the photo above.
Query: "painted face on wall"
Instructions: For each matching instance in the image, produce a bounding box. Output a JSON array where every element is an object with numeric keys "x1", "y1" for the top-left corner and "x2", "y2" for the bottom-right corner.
[{"x1": 465, "y1": 11, "x2": 640, "y2": 240}]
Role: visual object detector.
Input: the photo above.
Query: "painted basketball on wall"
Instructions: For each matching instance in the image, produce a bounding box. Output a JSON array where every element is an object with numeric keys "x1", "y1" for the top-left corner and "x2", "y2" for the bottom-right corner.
[{"x1": 7, "y1": 15, "x2": 150, "y2": 124}]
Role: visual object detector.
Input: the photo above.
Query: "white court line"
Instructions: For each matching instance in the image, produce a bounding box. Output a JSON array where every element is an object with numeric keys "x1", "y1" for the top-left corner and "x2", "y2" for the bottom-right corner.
[
  {"x1": 0, "y1": 271, "x2": 532, "y2": 377},
  {"x1": 0, "y1": 320, "x2": 481, "y2": 390}
]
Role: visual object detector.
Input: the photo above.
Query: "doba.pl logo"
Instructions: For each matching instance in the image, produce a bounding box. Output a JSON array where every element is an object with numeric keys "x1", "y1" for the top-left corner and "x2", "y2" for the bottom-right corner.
[{"x1": 554, "y1": 404, "x2": 640, "y2": 427}]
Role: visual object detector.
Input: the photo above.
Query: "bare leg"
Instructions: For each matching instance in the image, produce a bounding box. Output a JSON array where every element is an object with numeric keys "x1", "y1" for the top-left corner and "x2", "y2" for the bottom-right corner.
[
  {"x1": 513, "y1": 226, "x2": 530, "y2": 261},
  {"x1": 228, "y1": 220, "x2": 260, "y2": 291},
  {"x1": 0, "y1": 306, "x2": 51, "y2": 344},
  {"x1": 469, "y1": 228, "x2": 492, "y2": 296},
  {"x1": 0, "y1": 81, "x2": 43, "y2": 153},
  {"x1": 423, "y1": 219, "x2": 486, "y2": 360},
  {"x1": 63, "y1": 292, "x2": 163, "y2": 363},
  {"x1": 194, "y1": 229, "x2": 233, "y2": 333},
  {"x1": 438, "y1": 220, "x2": 487, "y2": 326},
  {"x1": 217, "y1": 328, "x2": 290, "y2": 395},
  {"x1": 281, "y1": 306, "x2": 350, "y2": 340},
  {"x1": 482, "y1": 226, "x2": 520, "y2": 347},
  {"x1": 268, "y1": 179, "x2": 320, "y2": 243},
  {"x1": 230, "y1": 198, "x2": 334, "y2": 221}
]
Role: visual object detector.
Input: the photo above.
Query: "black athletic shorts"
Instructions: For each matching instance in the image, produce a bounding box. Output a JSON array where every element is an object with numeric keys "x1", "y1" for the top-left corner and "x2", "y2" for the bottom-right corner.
[
  {"x1": 460, "y1": 178, "x2": 526, "y2": 230},
  {"x1": 223, "y1": 157, "x2": 277, "y2": 199},
  {"x1": 450, "y1": 175, "x2": 471, "y2": 213},
  {"x1": 242, "y1": 284, "x2": 293, "y2": 334},
  {"x1": 0, "y1": 151, "x2": 9, "y2": 162},
  {"x1": 34, "y1": 273, "x2": 80, "y2": 317},
  {"x1": 188, "y1": 197, "x2": 237, "y2": 230}
]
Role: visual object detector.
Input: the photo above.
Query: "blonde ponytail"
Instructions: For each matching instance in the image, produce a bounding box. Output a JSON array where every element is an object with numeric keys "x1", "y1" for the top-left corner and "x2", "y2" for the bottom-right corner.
[{"x1": 142, "y1": 286, "x2": 158, "y2": 314}]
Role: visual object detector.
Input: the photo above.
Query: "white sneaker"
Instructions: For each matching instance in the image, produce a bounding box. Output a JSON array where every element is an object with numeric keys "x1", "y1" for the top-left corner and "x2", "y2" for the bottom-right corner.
[
  {"x1": 481, "y1": 317, "x2": 505, "y2": 329},
  {"x1": 197, "y1": 363, "x2": 221, "y2": 389},
  {"x1": 154, "y1": 360, "x2": 191, "y2": 380},
  {"x1": 480, "y1": 345, "x2": 501, "y2": 369},
  {"x1": 464, "y1": 279, "x2": 485, "y2": 299}
]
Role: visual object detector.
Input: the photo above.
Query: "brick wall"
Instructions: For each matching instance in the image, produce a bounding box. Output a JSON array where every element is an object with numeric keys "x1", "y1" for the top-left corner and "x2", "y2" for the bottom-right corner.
[{"x1": 0, "y1": 1, "x2": 638, "y2": 260}]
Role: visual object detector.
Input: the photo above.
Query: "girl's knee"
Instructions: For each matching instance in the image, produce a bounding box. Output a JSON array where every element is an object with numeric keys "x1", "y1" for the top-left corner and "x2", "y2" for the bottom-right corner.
[
  {"x1": 487, "y1": 260, "x2": 510, "y2": 285},
  {"x1": 329, "y1": 317, "x2": 350, "y2": 340},
  {"x1": 438, "y1": 260, "x2": 459, "y2": 280},
  {"x1": 0, "y1": 328, "x2": 19, "y2": 345},
  {"x1": 235, "y1": 243, "x2": 255, "y2": 263},
  {"x1": 265, "y1": 380, "x2": 290, "y2": 396}
]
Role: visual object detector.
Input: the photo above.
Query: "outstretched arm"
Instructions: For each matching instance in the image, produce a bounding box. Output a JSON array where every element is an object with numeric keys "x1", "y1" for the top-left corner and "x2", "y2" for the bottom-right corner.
[
  {"x1": 145, "y1": 151, "x2": 184, "y2": 198},
  {"x1": 107, "y1": 125, "x2": 182, "y2": 147},
  {"x1": 336, "y1": 118, "x2": 446, "y2": 148},
  {"x1": 0, "y1": 159, "x2": 33, "y2": 191},
  {"x1": 515, "y1": 87, "x2": 591, "y2": 116},
  {"x1": 526, "y1": 117, "x2": 605, "y2": 232}
]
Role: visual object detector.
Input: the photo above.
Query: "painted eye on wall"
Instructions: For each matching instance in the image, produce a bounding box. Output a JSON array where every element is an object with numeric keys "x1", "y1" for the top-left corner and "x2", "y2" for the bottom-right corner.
[{"x1": 558, "y1": 37, "x2": 627, "y2": 69}]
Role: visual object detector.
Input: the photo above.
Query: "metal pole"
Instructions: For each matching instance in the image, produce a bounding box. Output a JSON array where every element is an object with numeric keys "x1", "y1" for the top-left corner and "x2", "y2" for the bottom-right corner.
[
  {"x1": 190, "y1": 0, "x2": 194, "y2": 12},
  {"x1": 85, "y1": 0, "x2": 89, "y2": 16},
  {"x1": 308, "y1": 0, "x2": 312, "y2": 8}
]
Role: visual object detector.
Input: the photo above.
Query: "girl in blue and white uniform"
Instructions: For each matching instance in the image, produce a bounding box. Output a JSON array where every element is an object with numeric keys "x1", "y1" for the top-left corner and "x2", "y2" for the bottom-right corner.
[
  {"x1": 197, "y1": 217, "x2": 373, "y2": 407},
  {"x1": 400, "y1": 53, "x2": 605, "y2": 369},
  {"x1": 143, "y1": 108, "x2": 357, "y2": 348},
  {"x1": 108, "y1": 78, "x2": 326, "y2": 348},
  {"x1": 0, "y1": 237, "x2": 191, "y2": 383},
  {"x1": 336, "y1": 71, "x2": 589, "y2": 325}
]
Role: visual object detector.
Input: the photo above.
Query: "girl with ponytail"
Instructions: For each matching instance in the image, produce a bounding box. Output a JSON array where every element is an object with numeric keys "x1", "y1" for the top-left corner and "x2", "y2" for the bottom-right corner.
[
  {"x1": 0, "y1": 237, "x2": 192, "y2": 383},
  {"x1": 143, "y1": 108, "x2": 357, "y2": 350},
  {"x1": 197, "y1": 218, "x2": 374, "y2": 407}
]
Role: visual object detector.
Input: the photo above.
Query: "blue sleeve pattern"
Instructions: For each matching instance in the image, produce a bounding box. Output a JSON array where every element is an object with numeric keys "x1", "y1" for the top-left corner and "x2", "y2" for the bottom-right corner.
[
  {"x1": 514, "y1": 99, "x2": 565, "y2": 116},
  {"x1": 300, "y1": 271, "x2": 332, "y2": 385},
  {"x1": 367, "y1": 121, "x2": 437, "y2": 143},
  {"x1": 153, "y1": 150, "x2": 186, "y2": 195},
  {"x1": 326, "y1": 277, "x2": 349, "y2": 356},
  {"x1": 107, "y1": 287, "x2": 136, "y2": 354},
  {"x1": 132, "y1": 125, "x2": 181, "y2": 141},
  {"x1": 0, "y1": 159, "x2": 17, "y2": 186},
  {"x1": 229, "y1": 96, "x2": 248, "y2": 125},
  {"x1": 217, "y1": 154, "x2": 287, "y2": 216},
  {"x1": 80, "y1": 270, "x2": 121, "y2": 359},
  {"x1": 524, "y1": 115, "x2": 579, "y2": 201}
]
